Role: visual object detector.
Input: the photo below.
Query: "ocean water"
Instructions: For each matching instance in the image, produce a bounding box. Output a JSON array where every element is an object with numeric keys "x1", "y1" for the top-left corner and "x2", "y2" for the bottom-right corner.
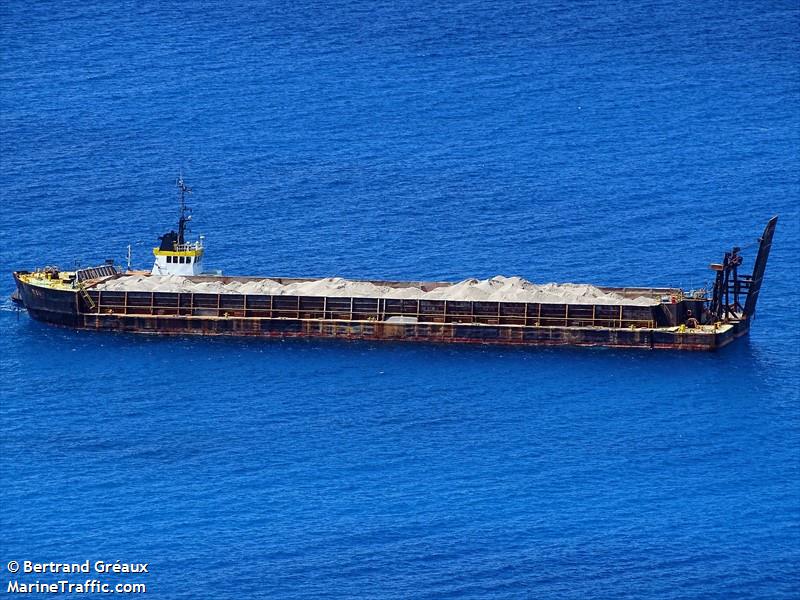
[{"x1": 1, "y1": 1, "x2": 799, "y2": 598}]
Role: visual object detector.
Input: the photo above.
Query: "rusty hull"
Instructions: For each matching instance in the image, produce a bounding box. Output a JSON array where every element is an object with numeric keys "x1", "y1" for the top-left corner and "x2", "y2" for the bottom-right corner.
[
  {"x1": 12, "y1": 272, "x2": 741, "y2": 351},
  {"x1": 75, "y1": 313, "x2": 739, "y2": 351}
]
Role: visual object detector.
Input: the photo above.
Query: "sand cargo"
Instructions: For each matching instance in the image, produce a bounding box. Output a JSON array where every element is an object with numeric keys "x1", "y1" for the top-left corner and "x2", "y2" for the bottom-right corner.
[{"x1": 12, "y1": 179, "x2": 777, "y2": 351}]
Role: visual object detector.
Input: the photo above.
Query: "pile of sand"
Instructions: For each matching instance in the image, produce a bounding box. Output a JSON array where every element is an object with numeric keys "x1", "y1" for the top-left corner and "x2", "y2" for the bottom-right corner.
[{"x1": 96, "y1": 274, "x2": 657, "y2": 306}]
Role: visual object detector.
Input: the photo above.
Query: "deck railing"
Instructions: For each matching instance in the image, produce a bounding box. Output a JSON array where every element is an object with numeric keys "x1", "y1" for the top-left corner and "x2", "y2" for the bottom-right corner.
[{"x1": 174, "y1": 242, "x2": 203, "y2": 252}]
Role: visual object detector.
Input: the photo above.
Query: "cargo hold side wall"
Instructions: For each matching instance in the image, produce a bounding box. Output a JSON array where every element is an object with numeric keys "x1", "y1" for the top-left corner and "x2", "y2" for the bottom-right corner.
[{"x1": 79, "y1": 290, "x2": 674, "y2": 329}]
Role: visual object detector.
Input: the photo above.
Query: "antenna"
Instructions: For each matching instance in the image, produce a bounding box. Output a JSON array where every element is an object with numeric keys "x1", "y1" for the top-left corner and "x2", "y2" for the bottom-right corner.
[
  {"x1": 176, "y1": 174, "x2": 193, "y2": 245},
  {"x1": 126, "y1": 244, "x2": 132, "y2": 271}
]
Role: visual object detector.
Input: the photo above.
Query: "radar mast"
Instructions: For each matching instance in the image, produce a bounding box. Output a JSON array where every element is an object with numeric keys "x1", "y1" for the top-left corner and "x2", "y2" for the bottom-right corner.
[
  {"x1": 151, "y1": 175, "x2": 205, "y2": 276},
  {"x1": 177, "y1": 174, "x2": 192, "y2": 244}
]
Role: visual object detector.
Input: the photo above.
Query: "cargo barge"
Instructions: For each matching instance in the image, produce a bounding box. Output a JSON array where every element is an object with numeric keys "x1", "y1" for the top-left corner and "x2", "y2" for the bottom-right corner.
[{"x1": 12, "y1": 178, "x2": 777, "y2": 351}]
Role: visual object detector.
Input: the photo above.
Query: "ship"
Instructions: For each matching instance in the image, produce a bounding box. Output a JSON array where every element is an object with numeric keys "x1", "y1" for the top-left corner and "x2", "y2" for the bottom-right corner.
[{"x1": 12, "y1": 177, "x2": 777, "y2": 351}]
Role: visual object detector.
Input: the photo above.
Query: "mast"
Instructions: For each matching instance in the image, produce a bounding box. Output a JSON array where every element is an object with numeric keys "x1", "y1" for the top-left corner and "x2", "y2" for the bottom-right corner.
[
  {"x1": 176, "y1": 174, "x2": 192, "y2": 245},
  {"x1": 151, "y1": 175, "x2": 206, "y2": 276}
]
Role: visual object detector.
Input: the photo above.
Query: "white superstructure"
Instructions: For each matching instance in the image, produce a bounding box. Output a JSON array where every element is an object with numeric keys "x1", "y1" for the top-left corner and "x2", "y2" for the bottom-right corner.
[
  {"x1": 151, "y1": 240, "x2": 204, "y2": 276},
  {"x1": 150, "y1": 176, "x2": 206, "y2": 276}
]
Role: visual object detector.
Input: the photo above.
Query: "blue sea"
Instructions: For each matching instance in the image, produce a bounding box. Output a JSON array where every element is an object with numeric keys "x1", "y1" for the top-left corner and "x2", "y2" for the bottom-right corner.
[{"x1": 1, "y1": 1, "x2": 798, "y2": 598}]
